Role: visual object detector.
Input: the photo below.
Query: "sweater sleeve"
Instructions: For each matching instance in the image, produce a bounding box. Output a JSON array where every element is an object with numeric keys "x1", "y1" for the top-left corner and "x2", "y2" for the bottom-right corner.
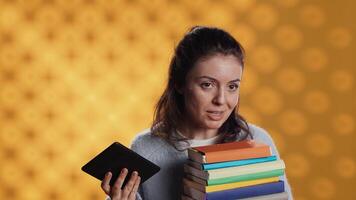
[
  {"x1": 249, "y1": 124, "x2": 294, "y2": 200},
  {"x1": 104, "y1": 193, "x2": 143, "y2": 200}
]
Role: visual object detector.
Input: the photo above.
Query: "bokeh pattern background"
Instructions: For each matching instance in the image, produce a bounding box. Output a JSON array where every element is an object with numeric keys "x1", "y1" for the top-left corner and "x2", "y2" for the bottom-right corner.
[{"x1": 0, "y1": 0, "x2": 355, "y2": 199}]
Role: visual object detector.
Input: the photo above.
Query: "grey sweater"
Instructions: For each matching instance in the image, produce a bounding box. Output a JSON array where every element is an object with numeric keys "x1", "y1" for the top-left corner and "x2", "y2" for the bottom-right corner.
[{"x1": 106, "y1": 123, "x2": 293, "y2": 200}]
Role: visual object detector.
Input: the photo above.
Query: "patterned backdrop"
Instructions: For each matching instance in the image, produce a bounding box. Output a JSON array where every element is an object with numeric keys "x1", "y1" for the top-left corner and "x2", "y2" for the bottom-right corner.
[{"x1": 0, "y1": 0, "x2": 354, "y2": 199}]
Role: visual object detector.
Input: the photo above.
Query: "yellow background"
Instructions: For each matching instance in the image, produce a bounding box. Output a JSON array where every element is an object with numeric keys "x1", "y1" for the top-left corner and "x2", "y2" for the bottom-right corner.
[{"x1": 0, "y1": 0, "x2": 354, "y2": 199}]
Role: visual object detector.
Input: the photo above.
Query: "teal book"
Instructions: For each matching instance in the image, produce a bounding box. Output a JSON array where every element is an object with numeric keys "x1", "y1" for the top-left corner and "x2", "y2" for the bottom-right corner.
[
  {"x1": 203, "y1": 156, "x2": 277, "y2": 170},
  {"x1": 208, "y1": 169, "x2": 284, "y2": 185}
]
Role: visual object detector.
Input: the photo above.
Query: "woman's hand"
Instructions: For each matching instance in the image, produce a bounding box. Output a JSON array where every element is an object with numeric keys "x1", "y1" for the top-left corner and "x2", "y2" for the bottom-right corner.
[{"x1": 101, "y1": 168, "x2": 141, "y2": 200}]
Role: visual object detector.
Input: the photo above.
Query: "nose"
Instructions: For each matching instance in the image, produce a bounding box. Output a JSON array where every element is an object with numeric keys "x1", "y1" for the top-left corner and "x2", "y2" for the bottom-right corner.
[{"x1": 212, "y1": 87, "x2": 226, "y2": 105}]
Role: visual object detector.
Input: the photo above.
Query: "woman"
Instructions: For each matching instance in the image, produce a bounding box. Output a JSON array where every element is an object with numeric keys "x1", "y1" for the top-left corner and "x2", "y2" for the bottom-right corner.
[{"x1": 101, "y1": 26, "x2": 293, "y2": 200}]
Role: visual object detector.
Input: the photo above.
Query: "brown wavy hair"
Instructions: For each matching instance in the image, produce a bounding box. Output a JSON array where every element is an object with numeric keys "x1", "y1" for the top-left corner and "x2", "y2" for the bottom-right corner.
[{"x1": 151, "y1": 26, "x2": 252, "y2": 149}]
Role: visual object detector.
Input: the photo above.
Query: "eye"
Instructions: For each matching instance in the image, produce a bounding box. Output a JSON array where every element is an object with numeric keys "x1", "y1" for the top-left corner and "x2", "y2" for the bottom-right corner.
[
  {"x1": 228, "y1": 84, "x2": 239, "y2": 91},
  {"x1": 200, "y1": 82, "x2": 213, "y2": 89}
]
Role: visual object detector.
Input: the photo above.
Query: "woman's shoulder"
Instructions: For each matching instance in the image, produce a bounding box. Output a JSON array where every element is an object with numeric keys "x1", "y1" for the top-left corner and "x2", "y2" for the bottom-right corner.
[
  {"x1": 130, "y1": 128, "x2": 168, "y2": 158},
  {"x1": 246, "y1": 122, "x2": 280, "y2": 157},
  {"x1": 246, "y1": 123, "x2": 275, "y2": 146},
  {"x1": 130, "y1": 128, "x2": 155, "y2": 146}
]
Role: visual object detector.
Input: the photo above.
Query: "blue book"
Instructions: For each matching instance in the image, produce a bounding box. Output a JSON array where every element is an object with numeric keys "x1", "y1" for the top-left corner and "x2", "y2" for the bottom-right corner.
[
  {"x1": 207, "y1": 181, "x2": 285, "y2": 200},
  {"x1": 202, "y1": 156, "x2": 277, "y2": 170}
]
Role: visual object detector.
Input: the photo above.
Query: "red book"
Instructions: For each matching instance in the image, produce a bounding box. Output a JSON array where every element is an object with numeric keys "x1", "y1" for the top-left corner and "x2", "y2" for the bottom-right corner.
[{"x1": 188, "y1": 140, "x2": 272, "y2": 163}]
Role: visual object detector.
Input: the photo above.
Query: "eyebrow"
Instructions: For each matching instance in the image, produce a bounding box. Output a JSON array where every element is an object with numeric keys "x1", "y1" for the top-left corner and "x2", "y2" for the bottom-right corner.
[{"x1": 196, "y1": 76, "x2": 241, "y2": 82}]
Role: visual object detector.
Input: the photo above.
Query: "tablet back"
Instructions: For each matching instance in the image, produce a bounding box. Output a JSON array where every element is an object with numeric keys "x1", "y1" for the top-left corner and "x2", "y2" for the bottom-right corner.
[{"x1": 81, "y1": 142, "x2": 160, "y2": 187}]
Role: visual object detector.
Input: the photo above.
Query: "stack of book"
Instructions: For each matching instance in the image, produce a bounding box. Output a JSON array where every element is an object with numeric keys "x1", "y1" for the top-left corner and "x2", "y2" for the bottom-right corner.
[{"x1": 182, "y1": 140, "x2": 288, "y2": 200}]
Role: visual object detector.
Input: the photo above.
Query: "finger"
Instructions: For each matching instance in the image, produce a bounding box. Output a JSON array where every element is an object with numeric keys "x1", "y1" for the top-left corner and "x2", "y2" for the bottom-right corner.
[
  {"x1": 101, "y1": 172, "x2": 112, "y2": 195},
  {"x1": 128, "y1": 175, "x2": 141, "y2": 200},
  {"x1": 121, "y1": 171, "x2": 138, "y2": 198},
  {"x1": 111, "y1": 168, "x2": 128, "y2": 196}
]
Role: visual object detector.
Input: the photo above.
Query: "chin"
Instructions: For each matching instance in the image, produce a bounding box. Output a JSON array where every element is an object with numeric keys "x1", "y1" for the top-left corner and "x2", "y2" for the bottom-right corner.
[{"x1": 204, "y1": 121, "x2": 224, "y2": 129}]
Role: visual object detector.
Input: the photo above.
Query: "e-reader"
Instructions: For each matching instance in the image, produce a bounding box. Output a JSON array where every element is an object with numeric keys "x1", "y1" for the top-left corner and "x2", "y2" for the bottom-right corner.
[{"x1": 81, "y1": 142, "x2": 160, "y2": 187}]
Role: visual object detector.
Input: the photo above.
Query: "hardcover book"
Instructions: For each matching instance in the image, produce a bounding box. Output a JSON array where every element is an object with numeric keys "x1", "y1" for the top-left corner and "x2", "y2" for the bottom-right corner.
[
  {"x1": 184, "y1": 160, "x2": 285, "y2": 181},
  {"x1": 188, "y1": 140, "x2": 272, "y2": 163},
  {"x1": 183, "y1": 181, "x2": 285, "y2": 200}
]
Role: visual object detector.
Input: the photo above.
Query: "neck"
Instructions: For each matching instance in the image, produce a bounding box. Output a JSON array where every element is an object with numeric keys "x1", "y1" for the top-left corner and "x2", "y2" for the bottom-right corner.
[{"x1": 177, "y1": 121, "x2": 219, "y2": 140}]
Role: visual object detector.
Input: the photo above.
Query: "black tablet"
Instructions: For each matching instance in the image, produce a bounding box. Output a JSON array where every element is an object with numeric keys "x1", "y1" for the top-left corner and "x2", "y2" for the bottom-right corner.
[{"x1": 81, "y1": 142, "x2": 160, "y2": 187}]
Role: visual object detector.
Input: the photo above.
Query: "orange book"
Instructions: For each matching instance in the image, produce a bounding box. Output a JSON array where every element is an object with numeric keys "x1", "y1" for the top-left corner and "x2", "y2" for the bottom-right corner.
[{"x1": 188, "y1": 140, "x2": 271, "y2": 163}]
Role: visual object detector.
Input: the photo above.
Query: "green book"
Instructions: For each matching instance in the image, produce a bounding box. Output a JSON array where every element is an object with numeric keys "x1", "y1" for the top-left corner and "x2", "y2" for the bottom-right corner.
[{"x1": 208, "y1": 169, "x2": 284, "y2": 185}]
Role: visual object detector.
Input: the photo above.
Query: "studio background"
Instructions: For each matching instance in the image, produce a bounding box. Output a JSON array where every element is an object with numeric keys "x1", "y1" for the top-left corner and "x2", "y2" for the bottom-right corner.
[{"x1": 0, "y1": 0, "x2": 354, "y2": 199}]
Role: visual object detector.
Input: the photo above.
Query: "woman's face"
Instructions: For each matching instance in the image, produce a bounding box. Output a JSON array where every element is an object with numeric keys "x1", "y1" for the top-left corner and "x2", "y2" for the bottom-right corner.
[{"x1": 181, "y1": 53, "x2": 243, "y2": 130}]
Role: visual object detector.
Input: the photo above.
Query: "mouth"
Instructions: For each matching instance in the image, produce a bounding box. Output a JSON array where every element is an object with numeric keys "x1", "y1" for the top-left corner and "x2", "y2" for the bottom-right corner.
[{"x1": 206, "y1": 111, "x2": 225, "y2": 121}]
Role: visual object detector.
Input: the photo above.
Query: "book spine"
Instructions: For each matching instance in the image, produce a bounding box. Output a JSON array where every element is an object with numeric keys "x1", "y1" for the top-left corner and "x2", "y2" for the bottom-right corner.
[
  {"x1": 181, "y1": 194, "x2": 195, "y2": 200},
  {"x1": 183, "y1": 177, "x2": 205, "y2": 192},
  {"x1": 183, "y1": 185, "x2": 205, "y2": 200},
  {"x1": 186, "y1": 174, "x2": 206, "y2": 185},
  {"x1": 184, "y1": 164, "x2": 209, "y2": 180},
  {"x1": 188, "y1": 159, "x2": 203, "y2": 170},
  {"x1": 188, "y1": 148, "x2": 204, "y2": 163}
]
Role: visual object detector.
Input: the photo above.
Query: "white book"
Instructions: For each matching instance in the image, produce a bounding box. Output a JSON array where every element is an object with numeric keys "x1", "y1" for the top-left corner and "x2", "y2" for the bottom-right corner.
[{"x1": 184, "y1": 160, "x2": 285, "y2": 180}]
